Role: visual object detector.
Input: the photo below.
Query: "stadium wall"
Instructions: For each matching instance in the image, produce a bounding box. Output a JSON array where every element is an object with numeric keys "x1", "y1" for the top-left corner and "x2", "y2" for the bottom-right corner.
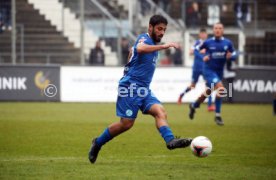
[{"x1": 0, "y1": 66, "x2": 275, "y2": 103}]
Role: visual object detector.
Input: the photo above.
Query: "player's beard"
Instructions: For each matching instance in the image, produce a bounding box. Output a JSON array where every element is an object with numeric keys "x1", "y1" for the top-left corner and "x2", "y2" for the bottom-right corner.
[{"x1": 152, "y1": 30, "x2": 163, "y2": 43}]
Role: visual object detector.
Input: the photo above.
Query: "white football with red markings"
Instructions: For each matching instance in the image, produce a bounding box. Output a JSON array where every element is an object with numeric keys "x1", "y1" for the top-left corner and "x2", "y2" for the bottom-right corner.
[{"x1": 190, "y1": 136, "x2": 212, "y2": 157}]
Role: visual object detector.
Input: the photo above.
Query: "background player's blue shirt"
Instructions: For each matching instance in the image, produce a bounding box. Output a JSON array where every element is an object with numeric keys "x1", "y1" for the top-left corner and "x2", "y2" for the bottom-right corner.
[
  {"x1": 192, "y1": 39, "x2": 205, "y2": 71},
  {"x1": 197, "y1": 37, "x2": 237, "y2": 72},
  {"x1": 119, "y1": 33, "x2": 158, "y2": 88}
]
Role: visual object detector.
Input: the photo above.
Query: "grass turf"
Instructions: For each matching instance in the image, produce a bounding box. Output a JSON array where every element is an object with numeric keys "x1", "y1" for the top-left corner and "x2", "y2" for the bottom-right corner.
[{"x1": 0, "y1": 102, "x2": 275, "y2": 179}]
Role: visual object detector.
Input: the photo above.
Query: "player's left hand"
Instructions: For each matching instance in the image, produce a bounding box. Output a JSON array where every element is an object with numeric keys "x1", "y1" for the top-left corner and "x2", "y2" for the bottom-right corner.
[
  {"x1": 200, "y1": 49, "x2": 206, "y2": 54},
  {"x1": 167, "y1": 42, "x2": 180, "y2": 49},
  {"x1": 226, "y1": 51, "x2": 232, "y2": 59}
]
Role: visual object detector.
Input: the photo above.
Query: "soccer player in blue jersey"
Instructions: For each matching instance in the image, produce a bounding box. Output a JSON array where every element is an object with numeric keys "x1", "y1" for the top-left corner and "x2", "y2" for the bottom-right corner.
[
  {"x1": 189, "y1": 23, "x2": 237, "y2": 125},
  {"x1": 88, "y1": 15, "x2": 192, "y2": 164},
  {"x1": 178, "y1": 28, "x2": 215, "y2": 112}
]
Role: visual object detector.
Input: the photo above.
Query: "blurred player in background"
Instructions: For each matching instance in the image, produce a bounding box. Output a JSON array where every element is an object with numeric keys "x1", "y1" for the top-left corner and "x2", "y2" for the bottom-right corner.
[
  {"x1": 178, "y1": 28, "x2": 215, "y2": 112},
  {"x1": 88, "y1": 15, "x2": 192, "y2": 164},
  {"x1": 189, "y1": 23, "x2": 237, "y2": 125}
]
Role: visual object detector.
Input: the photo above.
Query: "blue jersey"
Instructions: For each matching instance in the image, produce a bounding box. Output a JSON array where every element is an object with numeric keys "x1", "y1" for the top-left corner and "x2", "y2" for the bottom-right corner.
[
  {"x1": 119, "y1": 33, "x2": 158, "y2": 88},
  {"x1": 197, "y1": 37, "x2": 237, "y2": 72},
  {"x1": 192, "y1": 39, "x2": 205, "y2": 71}
]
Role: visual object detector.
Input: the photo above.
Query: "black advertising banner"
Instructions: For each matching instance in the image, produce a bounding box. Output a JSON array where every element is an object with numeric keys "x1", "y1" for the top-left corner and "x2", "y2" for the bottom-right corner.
[
  {"x1": 0, "y1": 65, "x2": 60, "y2": 101},
  {"x1": 224, "y1": 68, "x2": 276, "y2": 103}
]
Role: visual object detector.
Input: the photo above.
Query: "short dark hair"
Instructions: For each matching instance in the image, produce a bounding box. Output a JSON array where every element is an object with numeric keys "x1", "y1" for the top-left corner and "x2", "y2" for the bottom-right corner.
[
  {"x1": 149, "y1": 15, "x2": 168, "y2": 27},
  {"x1": 200, "y1": 28, "x2": 207, "y2": 33}
]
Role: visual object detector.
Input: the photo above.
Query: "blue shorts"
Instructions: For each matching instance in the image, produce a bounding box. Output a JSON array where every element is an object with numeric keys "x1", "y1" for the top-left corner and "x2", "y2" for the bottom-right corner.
[
  {"x1": 192, "y1": 70, "x2": 203, "y2": 84},
  {"x1": 116, "y1": 87, "x2": 161, "y2": 119},
  {"x1": 203, "y1": 69, "x2": 223, "y2": 88}
]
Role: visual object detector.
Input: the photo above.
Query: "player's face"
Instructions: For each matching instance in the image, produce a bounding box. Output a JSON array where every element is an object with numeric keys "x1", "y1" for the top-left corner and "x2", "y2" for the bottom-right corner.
[
  {"x1": 199, "y1": 32, "x2": 207, "y2": 40},
  {"x1": 213, "y1": 24, "x2": 224, "y2": 38},
  {"x1": 150, "y1": 23, "x2": 167, "y2": 43}
]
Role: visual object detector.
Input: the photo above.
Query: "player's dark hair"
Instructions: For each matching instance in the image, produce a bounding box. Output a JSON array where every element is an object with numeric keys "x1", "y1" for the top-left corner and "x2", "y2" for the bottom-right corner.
[
  {"x1": 200, "y1": 28, "x2": 207, "y2": 33},
  {"x1": 149, "y1": 15, "x2": 168, "y2": 27}
]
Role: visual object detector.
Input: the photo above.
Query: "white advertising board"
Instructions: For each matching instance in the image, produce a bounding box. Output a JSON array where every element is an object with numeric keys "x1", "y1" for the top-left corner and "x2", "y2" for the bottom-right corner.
[{"x1": 61, "y1": 67, "x2": 208, "y2": 103}]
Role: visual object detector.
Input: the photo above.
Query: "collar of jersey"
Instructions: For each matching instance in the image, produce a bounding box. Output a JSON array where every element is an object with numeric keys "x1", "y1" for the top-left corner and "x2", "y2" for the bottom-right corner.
[{"x1": 212, "y1": 36, "x2": 225, "y2": 40}]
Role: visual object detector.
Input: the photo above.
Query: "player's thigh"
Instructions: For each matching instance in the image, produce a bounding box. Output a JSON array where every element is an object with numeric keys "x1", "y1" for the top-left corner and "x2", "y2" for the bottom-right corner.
[
  {"x1": 116, "y1": 95, "x2": 139, "y2": 119},
  {"x1": 147, "y1": 104, "x2": 168, "y2": 128},
  {"x1": 147, "y1": 104, "x2": 166, "y2": 119},
  {"x1": 140, "y1": 91, "x2": 162, "y2": 115}
]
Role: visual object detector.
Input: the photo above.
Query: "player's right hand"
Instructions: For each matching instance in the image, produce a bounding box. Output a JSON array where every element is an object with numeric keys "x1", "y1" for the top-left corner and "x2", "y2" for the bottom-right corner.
[{"x1": 203, "y1": 55, "x2": 210, "y2": 62}]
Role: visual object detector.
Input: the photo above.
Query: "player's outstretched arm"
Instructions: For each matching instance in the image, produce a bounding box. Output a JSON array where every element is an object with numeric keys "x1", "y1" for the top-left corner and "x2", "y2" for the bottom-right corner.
[{"x1": 137, "y1": 42, "x2": 179, "y2": 53}]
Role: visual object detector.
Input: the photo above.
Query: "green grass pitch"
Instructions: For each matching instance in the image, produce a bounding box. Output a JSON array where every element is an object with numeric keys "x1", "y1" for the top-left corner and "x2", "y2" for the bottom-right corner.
[{"x1": 0, "y1": 102, "x2": 276, "y2": 179}]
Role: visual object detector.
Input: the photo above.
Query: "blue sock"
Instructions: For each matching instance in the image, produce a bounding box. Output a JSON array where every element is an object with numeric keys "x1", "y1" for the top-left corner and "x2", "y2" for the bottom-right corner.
[
  {"x1": 96, "y1": 128, "x2": 113, "y2": 147},
  {"x1": 215, "y1": 97, "x2": 222, "y2": 114},
  {"x1": 185, "y1": 87, "x2": 191, "y2": 93},
  {"x1": 208, "y1": 96, "x2": 212, "y2": 107},
  {"x1": 180, "y1": 87, "x2": 191, "y2": 97},
  {"x1": 192, "y1": 101, "x2": 200, "y2": 108},
  {"x1": 159, "y1": 126, "x2": 174, "y2": 143}
]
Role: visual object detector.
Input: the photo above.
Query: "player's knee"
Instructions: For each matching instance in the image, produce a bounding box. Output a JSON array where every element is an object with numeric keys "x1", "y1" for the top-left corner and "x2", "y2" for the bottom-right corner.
[
  {"x1": 120, "y1": 118, "x2": 134, "y2": 131},
  {"x1": 123, "y1": 124, "x2": 133, "y2": 131},
  {"x1": 160, "y1": 112, "x2": 167, "y2": 120},
  {"x1": 215, "y1": 82, "x2": 224, "y2": 89},
  {"x1": 216, "y1": 85, "x2": 226, "y2": 98},
  {"x1": 217, "y1": 88, "x2": 224, "y2": 94},
  {"x1": 156, "y1": 108, "x2": 167, "y2": 120}
]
